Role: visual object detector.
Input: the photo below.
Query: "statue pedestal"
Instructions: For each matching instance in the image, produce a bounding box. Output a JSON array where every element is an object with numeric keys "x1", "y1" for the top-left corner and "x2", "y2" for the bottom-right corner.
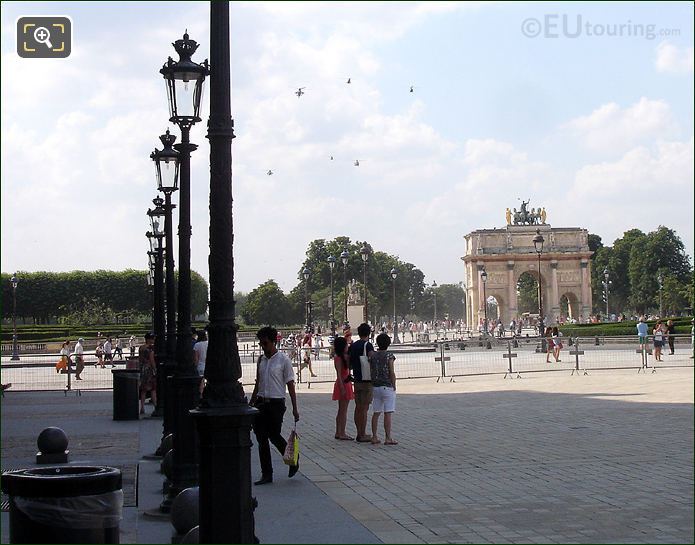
[{"x1": 347, "y1": 305, "x2": 364, "y2": 327}]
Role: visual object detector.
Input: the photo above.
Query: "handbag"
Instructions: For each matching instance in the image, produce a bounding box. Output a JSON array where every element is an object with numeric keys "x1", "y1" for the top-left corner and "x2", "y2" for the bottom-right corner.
[
  {"x1": 283, "y1": 426, "x2": 300, "y2": 466},
  {"x1": 359, "y1": 341, "x2": 371, "y2": 381}
]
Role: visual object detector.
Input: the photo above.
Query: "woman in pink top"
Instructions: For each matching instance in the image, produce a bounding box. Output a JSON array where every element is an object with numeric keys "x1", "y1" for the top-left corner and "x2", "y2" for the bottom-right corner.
[{"x1": 332, "y1": 336, "x2": 354, "y2": 440}]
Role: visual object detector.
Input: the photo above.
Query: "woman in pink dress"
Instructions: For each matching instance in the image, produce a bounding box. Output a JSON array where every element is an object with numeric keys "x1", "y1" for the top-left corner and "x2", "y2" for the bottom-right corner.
[{"x1": 332, "y1": 336, "x2": 354, "y2": 440}]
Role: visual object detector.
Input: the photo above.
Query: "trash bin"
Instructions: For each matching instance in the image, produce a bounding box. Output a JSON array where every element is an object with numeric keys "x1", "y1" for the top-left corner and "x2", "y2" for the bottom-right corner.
[
  {"x1": 111, "y1": 369, "x2": 140, "y2": 421},
  {"x1": 1, "y1": 465, "x2": 123, "y2": 544}
]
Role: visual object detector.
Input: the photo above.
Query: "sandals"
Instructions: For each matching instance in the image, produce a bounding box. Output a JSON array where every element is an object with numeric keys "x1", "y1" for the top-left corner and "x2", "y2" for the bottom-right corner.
[
  {"x1": 370, "y1": 438, "x2": 381, "y2": 445},
  {"x1": 334, "y1": 435, "x2": 354, "y2": 440},
  {"x1": 356, "y1": 436, "x2": 372, "y2": 443},
  {"x1": 384, "y1": 439, "x2": 399, "y2": 445}
]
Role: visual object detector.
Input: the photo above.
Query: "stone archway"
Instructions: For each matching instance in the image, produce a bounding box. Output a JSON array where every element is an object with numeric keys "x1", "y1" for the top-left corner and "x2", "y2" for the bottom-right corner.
[
  {"x1": 559, "y1": 290, "x2": 581, "y2": 322},
  {"x1": 462, "y1": 219, "x2": 593, "y2": 327}
]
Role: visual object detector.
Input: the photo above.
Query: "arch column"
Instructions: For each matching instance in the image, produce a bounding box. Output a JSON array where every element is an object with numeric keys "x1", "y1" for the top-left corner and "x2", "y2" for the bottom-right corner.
[
  {"x1": 579, "y1": 259, "x2": 591, "y2": 319},
  {"x1": 549, "y1": 260, "x2": 560, "y2": 323}
]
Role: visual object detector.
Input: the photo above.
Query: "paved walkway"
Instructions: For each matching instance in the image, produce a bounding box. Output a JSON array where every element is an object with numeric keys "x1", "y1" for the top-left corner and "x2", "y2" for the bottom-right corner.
[{"x1": 1, "y1": 366, "x2": 693, "y2": 543}]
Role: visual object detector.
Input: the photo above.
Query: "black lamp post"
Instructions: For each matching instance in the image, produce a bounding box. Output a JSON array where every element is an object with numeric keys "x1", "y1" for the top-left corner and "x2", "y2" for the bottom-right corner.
[
  {"x1": 603, "y1": 267, "x2": 611, "y2": 321},
  {"x1": 160, "y1": 29, "x2": 209, "y2": 507},
  {"x1": 328, "y1": 256, "x2": 336, "y2": 336},
  {"x1": 147, "y1": 200, "x2": 166, "y2": 418},
  {"x1": 341, "y1": 249, "x2": 349, "y2": 324},
  {"x1": 150, "y1": 132, "x2": 179, "y2": 458},
  {"x1": 391, "y1": 268, "x2": 399, "y2": 343},
  {"x1": 303, "y1": 267, "x2": 311, "y2": 331},
  {"x1": 189, "y1": 4, "x2": 257, "y2": 541},
  {"x1": 10, "y1": 273, "x2": 19, "y2": 361},
  {"x1": 432, "y1": 281, "x2": 438, "y2": 323},
  {"x1": 480, "y1": 270, "x2": 488, "y2": 336},
  {"x1": 533, "y1": 229, "x2": 545, "y2": 347},
  {"x1": 360, "y1": 243, "x2": 370, "y2": 324},
  {"x1": 657, "y1": 272, "x2": 664, "y2": 317}
]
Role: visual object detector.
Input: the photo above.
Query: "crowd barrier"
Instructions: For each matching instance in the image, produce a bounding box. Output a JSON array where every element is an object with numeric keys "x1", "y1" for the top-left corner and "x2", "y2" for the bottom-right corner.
[{"x1": 1, "y1": 335, "x2": 692, "y2": 392}]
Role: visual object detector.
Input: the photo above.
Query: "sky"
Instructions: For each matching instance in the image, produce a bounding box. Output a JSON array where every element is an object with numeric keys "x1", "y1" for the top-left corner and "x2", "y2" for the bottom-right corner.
[{"x1": 1, "y1": 1, "x2": 693, "y2": 294}]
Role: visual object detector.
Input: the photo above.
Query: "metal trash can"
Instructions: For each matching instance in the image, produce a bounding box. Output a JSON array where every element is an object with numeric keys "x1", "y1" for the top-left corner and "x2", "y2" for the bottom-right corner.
[
  {"x1": 1, "y1": 465, "x2": 122, "y2": 544},
  {"x1": 111, "y1": 369, "x2": 140, "y2": 421}
]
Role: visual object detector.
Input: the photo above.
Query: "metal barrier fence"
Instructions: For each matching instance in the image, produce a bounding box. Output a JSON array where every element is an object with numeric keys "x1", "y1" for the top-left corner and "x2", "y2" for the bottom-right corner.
[{"x1": 1, "y1": 335, "x2": 692, "y2": 392}]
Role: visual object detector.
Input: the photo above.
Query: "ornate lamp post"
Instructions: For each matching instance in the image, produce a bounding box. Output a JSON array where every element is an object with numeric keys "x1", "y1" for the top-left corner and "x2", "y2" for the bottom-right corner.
[
  {"x1": 328, "y1": 256, "x2": 336, "y2": 336},
  {"x1": 10, "y1": 273, "x2": 19, "y2": 361},
  {"x1": 190, "y1": 4, "x2": 257, "y2": 541},
  {"x1": 603, "y1": 267, "x2": 611, "y2": 321},
  {"x1": 150, "y1": 132, "x2": 179, "y2": 459},
  {"x1": 533, "y1": 229, "x2": 545, "y2": 352},
  {"x1": 480, "y1": 270, "x2": 488, "y2": 336},
  {"x1": 160, "y1": 30, "x2": 209, "y2": 508},
  {"x1": 340, "y1": 250, "x2": 349, "y2": 324},
  {"x1": 360, "y1": 243, "x2": 370, "y2": 324},
  {"x1": 147, "y1": 200, "x2": 167, "y2": 418},
  {"x1": 303, "y1": 267, "x2": 311, "y2": 331},
  {"x1": 390, "y1": 268, "x2": 400, "y2": 343},
  {"x1": 657, "y1": 272, "x2": 664, "y2": 317}
]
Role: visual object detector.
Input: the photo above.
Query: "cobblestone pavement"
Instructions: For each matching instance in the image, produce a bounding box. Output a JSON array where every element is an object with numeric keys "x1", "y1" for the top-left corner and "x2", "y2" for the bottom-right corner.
[{"x1": 294, "y1": 367, "x2": 694, "y2": 543}]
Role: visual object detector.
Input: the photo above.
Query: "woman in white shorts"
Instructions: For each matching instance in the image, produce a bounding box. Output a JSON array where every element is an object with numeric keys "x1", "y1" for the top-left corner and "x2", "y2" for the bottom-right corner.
[{"x1": 369, "y1": 333, "x2": 398, "y2": 445}]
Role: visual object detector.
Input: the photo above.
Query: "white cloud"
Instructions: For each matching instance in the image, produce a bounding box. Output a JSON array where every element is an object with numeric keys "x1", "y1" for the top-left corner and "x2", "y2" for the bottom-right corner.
[
  {"x1": 562, "y1": 98, "x2": 679, "y2": 154},
  {"x1": 655, "y1": 41, "x2": 694, "y2": 74}
]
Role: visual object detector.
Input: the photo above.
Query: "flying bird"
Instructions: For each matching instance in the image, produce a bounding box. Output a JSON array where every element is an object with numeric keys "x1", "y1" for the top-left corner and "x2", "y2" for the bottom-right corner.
[
  {"x1": 295, "y1": 87, "x2": 306, "y2": 98},
  {"x1": 267, "y1": 170, "x2": 273, "y2": 176},
  {"x1": 409, "y1": 85, "x2": 415, "y2": 93},
  {"x1": 346, "y1": 77, "x2": 351, "y2": 84},
  {"x1": 354, "y1": 160, "x2": 360, "y2": 167},
  {"x1": 330, "y1": 156, "x2": 334, "y2": 160}
]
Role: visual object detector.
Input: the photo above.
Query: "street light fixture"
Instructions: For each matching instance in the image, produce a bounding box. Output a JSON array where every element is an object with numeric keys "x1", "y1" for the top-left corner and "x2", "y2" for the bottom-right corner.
[
  {"x1": 340, "y1": 250, "x2": 349, "y2": 325},
  {"x1": 360, "y1": 243, "x2": 370, "y2": 324},
  {"x1": 327, "y1": 256, "x2": 336, "y2": 336},
  {"x1": 147, "y1": 200, "x2": 167, "y2": 418},
  {"x1": 657, "y1": 272, "x2": 664, "y2": 317},
  {"x1": 480, "y1": 269, "x2": 488, "y2": 337},
  {"x1": 603, "y1": 267, "x2": 611, "y2": 321},
  {"x1": 432, "y1": 281, "x2": 438, "y2": 324},
  {"x1": 303, "y1": 267, "x2": 312, "y2": 331},
  {"x1": 533, "y1": 229, "x2": 545, "y2": 337},
  {"x1": 390, "y1": 268, "x2": 400, "y2": 343},
  {"x1": 160, "y1": 29, "x2": 209, "y2": 509},
  {"x1": 10, "y1": 273, "x2": 19, "y2": 361}
]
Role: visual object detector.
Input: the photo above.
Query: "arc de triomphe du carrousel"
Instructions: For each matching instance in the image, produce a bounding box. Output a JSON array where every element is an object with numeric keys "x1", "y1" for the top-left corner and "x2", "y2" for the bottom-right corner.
[{"x1": 462, "y1": 202, "x2": 593, "y2": 327}]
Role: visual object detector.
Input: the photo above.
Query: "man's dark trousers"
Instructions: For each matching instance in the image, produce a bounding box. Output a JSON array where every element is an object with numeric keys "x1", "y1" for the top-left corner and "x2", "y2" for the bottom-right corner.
[{"x1": 253, "y1": 399, "x2": 287, "y2": 478}]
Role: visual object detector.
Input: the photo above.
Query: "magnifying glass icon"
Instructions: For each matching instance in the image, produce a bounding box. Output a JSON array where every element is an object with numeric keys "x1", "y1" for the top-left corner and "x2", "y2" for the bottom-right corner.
[{"x1": 33, "y1": 26, "x2": 53, "y2": 49}]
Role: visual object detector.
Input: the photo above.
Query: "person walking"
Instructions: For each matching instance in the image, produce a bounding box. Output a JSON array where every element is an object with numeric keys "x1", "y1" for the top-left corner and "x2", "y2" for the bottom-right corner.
[
  {"x1": 128, "y1": 335, "x2": 137, "y2": 358},
  {"x1": 95, "y1": 342, "x2": 104, "y2": 368},
  {"x1": 348, "y1": 323, "x2": 374, "y2": 442},
  {"x1": 113, "y1": 336, "x2": 124, "y2": 360},
  {"x1": 249, "y1": 326, "x2": 300, "y2": 485},
  {"x1": 653, "y1": 321, "x2": 665, "y2": 362},
  {"x1": 138, "y1": 333, "x2": 157, "y2": 415},
  {"x1": 552, "y1": 326, "x2": 563, "y2": 362},
  {"x1": 369, "y1": 333, "x2": 398, "y2": 445},
  {"x1": 666, "y1": 319, "x2": 676, "y2": 355},
  {"x1": 544, "y1": 327, "x2": 555, "y2": 363},
  {"x1": 73, "y1": 338, "x2": 85, "y2": 380},
  {"x1": 636, "y1": 316, "x2": 649, "y2": 350},
  {"x1": 193, "y1": 329, "x2": 208, "y2": 395},
  {"x1": 103, "y1": 337, "x2": 113, "y2": 368},
  {"x1": 332, "y1": 336, "x2": 354, "y2": 440},
  {"x1": 57, "y1": 340, "x2": 72, "y2": 373}
]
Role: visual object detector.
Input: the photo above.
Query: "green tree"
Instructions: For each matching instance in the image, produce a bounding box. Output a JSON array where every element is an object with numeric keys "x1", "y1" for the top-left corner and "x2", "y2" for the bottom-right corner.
[
  {"x1": 516, "y1": 272, "x2": 538, "y2": 314},
  {"x1": 240, "y1": 280, "x2": 291, "y2": 326}
]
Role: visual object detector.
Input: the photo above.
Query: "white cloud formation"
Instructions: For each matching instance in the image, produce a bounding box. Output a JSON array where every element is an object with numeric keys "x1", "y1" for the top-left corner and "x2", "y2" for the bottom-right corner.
[
  {"x1": 562, "y1": 97, "x2": 679, "y2": 154},
  {"x1": 655, "y1": 41, "x2": 695, "y2": 74}
]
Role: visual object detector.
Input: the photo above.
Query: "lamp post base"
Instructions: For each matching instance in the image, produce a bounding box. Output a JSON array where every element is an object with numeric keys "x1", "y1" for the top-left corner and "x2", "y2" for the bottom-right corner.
[{"x1": 191, "y1": 404, "x2": 258, "y2": 544}]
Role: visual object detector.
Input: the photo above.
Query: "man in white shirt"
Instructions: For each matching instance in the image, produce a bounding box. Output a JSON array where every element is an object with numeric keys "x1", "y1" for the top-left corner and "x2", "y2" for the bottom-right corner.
[
  {"x1": 250, "y1": 326, "x2": 300, "y2": 485},
  {"x1": 73, "y1": 338, "x2": 85, "y2": 380},
  {"x1": 103, "y1": 338, "x2": 113, "y2": 367}
]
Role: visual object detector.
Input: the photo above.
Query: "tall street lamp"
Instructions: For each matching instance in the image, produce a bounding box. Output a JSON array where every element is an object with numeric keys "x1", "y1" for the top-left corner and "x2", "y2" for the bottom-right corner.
[
  {"x1": 657, "y1": 272, "x2": 664, "y2": 317},
  {"x1": 432, "y1": 281, "x2": 438, "y2": 324},
  {"x1": 391, "y1": 268, "x2": 400, "y2": 343},
  {"x1": 160, "y1": 29, "x2": 209, "y2": 508},
  {"x1": 480, "y1": 269, "x2": 488, "y2": 337},
  {"x1": 303, "y1": 267, "x2": 311, "y2": 331},
  {"x1": 603, "y1": 267, "x2": 611, "y2": 321},
  {"x1": 340, "y1": 250, "x2": 349, "y2": 325},
  {"x1": 533, "y1": 229, "x2": 545, "y2": 335},
  {"x1": 150, "y1": 131, "x2": 179, "y2": 458},
  {"x1": 360, "y1": 243, "x2": 370, "y2": 324},
  {"x1": 328, "y1": 256, "x2": 336, "y2": 336},
  {"x1": 10, "y1": 273, "x2": 19, "y2": 361},
  {"x1": 189, "y1": 4, "x2": 257, "y2": 542},
  {"x1": 147, "y1": 200, "x2": 167, "y2": 418}
]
